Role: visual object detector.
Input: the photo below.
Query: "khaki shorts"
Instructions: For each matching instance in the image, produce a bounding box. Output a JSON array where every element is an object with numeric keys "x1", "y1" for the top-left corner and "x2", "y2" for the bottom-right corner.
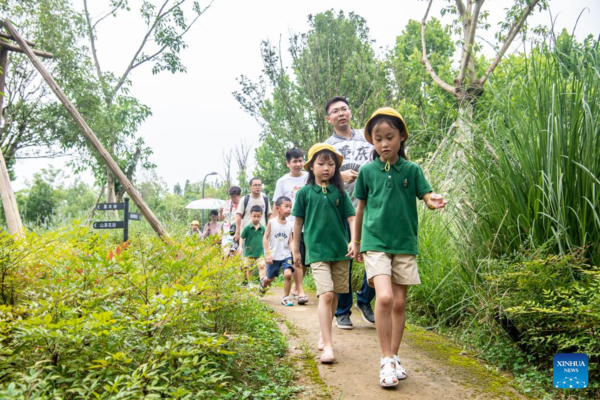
[
  {"x1": 243, "y1": 257, "x2": 266, "y2": 279},
  {"x1": 310, "y1": 260, "x2": 350, "y2": 296},
  {"x1": 363, "y1": 252, "x2": 420, "y2": 287}
]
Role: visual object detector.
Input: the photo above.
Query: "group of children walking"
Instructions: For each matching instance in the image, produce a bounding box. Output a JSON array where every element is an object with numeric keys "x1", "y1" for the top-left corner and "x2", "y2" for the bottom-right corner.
[{"x1": 235, "y1": 100, "x2": 447, "y2": 388}]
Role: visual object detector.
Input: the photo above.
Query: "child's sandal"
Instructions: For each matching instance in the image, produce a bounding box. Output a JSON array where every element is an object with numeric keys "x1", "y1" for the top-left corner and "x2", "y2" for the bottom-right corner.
[
  {"x1": 380, "y1": 357, "x2": 399, "y2": 387},
  {"x1": 394, "y1": 355, "x2": 407, "y2": 380}
]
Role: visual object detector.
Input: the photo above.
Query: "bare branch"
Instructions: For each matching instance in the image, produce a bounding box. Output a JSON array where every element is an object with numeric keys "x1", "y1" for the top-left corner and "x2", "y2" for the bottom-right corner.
[
  {"x1": 479, "y1": 0, "x2": 541, "y2": 86},
  {"x1": 456, "y1": 0, "x2": 484, "y2": 86},
  {"x1": 130, "y1": 4, "x2": 205, "y2": 70},
  {"x1": 92, "y1": 0, "x2": 126, "y2": 30},
  {"x1": 113, "y1": 0, "x2": 212, "y2": 98},
  {"x1": 112, "y1": 0, "x2": 172, "y2": 99},
  {"x1": 83, "y1": 0, "x2": 105, "y2": 92},
  {"x1": 421, "y1": 0, "x2": 456, "y2": 95}
]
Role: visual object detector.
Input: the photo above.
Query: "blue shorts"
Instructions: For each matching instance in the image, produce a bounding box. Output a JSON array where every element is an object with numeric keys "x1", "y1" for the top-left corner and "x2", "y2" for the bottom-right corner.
[{"x1": 267, "y1": 258, "x2": 294, "y2": 279}]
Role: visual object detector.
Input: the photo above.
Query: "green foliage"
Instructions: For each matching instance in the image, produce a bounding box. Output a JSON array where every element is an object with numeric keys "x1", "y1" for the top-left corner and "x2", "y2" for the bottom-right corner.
[
  {"x1": 485, "y1": 248, "x2": 600, "y2": 396},
  {"x1": 0, "y1": 227, "x2": 298, "y2": 399}
]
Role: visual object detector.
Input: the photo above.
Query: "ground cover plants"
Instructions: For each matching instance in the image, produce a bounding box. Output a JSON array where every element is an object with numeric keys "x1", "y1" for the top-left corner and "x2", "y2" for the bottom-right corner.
[{"x1": 0, "y1": 228, "x2": 298, "y2": 399}]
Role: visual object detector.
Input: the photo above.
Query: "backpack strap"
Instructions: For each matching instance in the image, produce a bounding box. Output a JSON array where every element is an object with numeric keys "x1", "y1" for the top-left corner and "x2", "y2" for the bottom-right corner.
[
  {"x1": 240, "y1": 194, "x2": 250, "y2": 220},
  {"x1": 263, "y1": 195, "x2": 269, "y2": 225}
]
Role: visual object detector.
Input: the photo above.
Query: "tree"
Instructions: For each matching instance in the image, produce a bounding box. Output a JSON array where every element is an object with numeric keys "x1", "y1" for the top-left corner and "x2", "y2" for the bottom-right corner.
[
  {"x1": 388, "y1": 18, "x2": 456, "y2": 161},
  {"x1": 80, "y1": 0, "x2": 213, "y2": 203},
  {"x1": 421, "y1": 0, "x2": 545, "y2": 157},
  {"x1": 234, "y1": 10, "x2": 391, "y2": 191},
  {"x1": 1, "y1": 0, "x2": 97, "y2": 172}
]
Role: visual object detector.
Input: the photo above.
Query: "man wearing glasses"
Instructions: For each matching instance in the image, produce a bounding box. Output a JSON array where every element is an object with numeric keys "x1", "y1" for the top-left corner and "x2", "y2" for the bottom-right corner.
[
  {"x1": 234, "y1": 177, "x2": 272, "y2": 243},
  {"x1": 324, "y1": 96, "x2": 376, "y2": 330}
]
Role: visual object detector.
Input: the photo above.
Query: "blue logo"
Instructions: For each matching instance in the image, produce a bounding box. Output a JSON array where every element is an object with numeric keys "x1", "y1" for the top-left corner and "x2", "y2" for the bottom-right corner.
[{"x1": 553, "y1": 353, "x2": 588, "y2": 389}]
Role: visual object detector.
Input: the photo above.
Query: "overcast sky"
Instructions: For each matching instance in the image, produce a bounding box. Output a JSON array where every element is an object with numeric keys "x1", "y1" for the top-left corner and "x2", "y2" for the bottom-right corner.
[{"x1": 12, "y1": 0, "x2": 599, "y2": 193}]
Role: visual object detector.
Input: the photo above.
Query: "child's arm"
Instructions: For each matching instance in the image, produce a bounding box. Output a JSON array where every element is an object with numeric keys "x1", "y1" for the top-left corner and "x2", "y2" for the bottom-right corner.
[
  {"x1": 352, "y1": 200, "x2": 366, "y2": 262},
  {"x1": 238, "y1": 226, "x2": 246, "y2": 254},
  {"x1": 292, "y1": 218, "x2": 304, "y2": 268},
  {"x1": 422, "y1": 193, "x2": 448, "y2": 211},
  {"x1": 346, "y1": 215, "x2": 356, "y2": 258},
  {"x1": 263, "y1": 222, "x2": 273, "y2": 265},
  {"x1": 288, "y1": 230, "x2": 294, "y2": 256}
]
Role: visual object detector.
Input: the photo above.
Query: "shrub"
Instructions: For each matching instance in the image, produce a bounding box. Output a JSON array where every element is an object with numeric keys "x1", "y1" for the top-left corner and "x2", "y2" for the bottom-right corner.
[
  {"x1": 0, "y1": 227, "x2": 297, "y2": 399},
  {"x1": 485, "y1": 248, "x2": 600, "y2": 396}
]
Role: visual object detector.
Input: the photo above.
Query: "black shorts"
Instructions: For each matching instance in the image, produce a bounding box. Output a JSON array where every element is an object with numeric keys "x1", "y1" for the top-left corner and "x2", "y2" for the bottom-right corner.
[{"x1": 299, "y1": 232, "x2": 308, "y2": 267}]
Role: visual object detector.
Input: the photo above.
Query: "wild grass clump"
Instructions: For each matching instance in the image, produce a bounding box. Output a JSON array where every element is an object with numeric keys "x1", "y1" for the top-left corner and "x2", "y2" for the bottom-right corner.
[
  {"x1": 465, "y1": 42, "x2": 600, "y2": 265},
  {"x1": 0, "y1": 227, "x2": 298, "y2": 399}
]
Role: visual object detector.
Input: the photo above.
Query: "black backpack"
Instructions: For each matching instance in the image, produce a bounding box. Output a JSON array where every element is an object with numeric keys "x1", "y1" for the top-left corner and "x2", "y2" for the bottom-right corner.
[{"x1": 241, "y1": 194, "x2": 270, "y2": 225}]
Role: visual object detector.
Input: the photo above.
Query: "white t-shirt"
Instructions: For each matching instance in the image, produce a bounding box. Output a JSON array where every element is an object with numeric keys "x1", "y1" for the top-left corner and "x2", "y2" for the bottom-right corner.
[
  {"x1": 272, "y1": 172, "x2": 308, "y2": 223},
  {"x1": 267, "y1": 219, "x2": 293, "y2": 260},
  {"x1": 236, "y1": 193, "x2": 272, "y2": 229}
]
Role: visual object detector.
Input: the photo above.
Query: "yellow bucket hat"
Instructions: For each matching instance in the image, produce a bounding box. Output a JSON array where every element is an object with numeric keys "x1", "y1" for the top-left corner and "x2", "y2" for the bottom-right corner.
[
  {"x1": 304, "y1": 143, "x2": 344, "y2": 170},
  {"x1": 191, "y1": 220, "x2": 200, "y2": 226},
  {"x1": 364, "y1": 107, "x2": 409, "y2": 145}
]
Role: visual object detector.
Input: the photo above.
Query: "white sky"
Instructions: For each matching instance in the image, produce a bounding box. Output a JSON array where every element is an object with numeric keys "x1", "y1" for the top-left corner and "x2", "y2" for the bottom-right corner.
[{"x1": 12, "y1": 0, "x2": 599, "y2": 192}]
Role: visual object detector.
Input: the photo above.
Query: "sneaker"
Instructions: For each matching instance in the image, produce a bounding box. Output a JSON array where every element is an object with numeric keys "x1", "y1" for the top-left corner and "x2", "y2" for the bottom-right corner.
[
  {"x1": 281, "y1": 296, "x2": 294, "y2": 306},
  {"x1": 335, "y1": 313, "x2": 353, "y2": 330},
  {"x1": 355, "y1": 302, "x2": 375, "y2": 325}
]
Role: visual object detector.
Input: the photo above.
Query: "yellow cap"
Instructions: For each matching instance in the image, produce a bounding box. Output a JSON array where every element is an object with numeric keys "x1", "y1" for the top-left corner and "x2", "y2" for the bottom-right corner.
[
  {"x1": 191, "y1": 220, "x2": 200, "y2": 226},
  {"x1": 304, "y1": 143, "x2": 344, "y2": 170},
  {"x1": 364, "y1": 107, "x2": 409, "y2": 144}
]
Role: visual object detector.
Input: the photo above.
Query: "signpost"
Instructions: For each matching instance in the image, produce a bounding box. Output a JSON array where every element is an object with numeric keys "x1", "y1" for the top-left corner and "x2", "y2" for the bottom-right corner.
[{"x1": 92, "y1": 198, "x2": 141, "y2": 242}]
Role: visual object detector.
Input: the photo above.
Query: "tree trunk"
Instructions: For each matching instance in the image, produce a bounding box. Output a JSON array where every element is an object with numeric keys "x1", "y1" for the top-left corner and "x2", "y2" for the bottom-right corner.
[{"x1": 0, "y1": 48, "x2": 24, "y2": 238}]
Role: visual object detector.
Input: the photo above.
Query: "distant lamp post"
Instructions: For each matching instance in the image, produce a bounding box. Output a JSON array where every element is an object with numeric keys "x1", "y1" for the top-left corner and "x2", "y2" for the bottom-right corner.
[{"x1": 201, "y1": 172, "x2": 218, "y2": 229}]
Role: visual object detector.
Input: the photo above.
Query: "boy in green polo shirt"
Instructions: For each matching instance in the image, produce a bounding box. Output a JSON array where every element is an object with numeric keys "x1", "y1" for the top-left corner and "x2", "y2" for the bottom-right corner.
[
  {"x1": 352, "y1": 107, "x2": 447, "y2": 387},
  {"x1": 240, "y1": 205, "x2": 266, "y2": 285}
]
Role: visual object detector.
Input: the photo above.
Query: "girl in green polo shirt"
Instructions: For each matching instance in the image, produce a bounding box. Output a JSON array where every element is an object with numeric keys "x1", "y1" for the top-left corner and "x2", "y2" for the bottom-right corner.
[
  {"x1": 352, "y1": 108, "x2": 447, "y2": 387},
  {"x1": 292, "y1": 143, "x2": 356, "y2": 364}
]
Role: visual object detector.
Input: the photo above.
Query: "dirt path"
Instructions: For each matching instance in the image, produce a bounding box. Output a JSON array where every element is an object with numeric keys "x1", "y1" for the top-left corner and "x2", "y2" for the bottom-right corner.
[{"x1": 261, "y1": 288, "x2": 525, "y2": 399}]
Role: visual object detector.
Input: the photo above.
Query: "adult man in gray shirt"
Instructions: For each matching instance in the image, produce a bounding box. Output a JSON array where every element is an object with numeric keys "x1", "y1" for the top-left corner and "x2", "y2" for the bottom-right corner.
[{"x1": 324, "y1": 96, "x2": 376, "y2": 330}]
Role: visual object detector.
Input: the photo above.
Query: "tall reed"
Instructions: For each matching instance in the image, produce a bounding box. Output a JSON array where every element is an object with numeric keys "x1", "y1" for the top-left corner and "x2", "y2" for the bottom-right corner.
[{"x1": 464, "y1": 44, "x2": 600, "y2": 265}]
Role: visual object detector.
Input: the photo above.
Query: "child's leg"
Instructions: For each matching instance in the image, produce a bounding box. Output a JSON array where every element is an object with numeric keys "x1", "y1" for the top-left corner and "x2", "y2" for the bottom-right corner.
[
  {"x1": 391, "y1": 283, "x2": 408, "y2": 355},
  {"x1": 318, "y1": 291, "x2": 335, "y2": 350},
  {"x1": 292, "y1": 266, "x2": 306, "y2": 297},
  {"x1": 282, "y1": 268, "x2": 293, "y2": 297},
  {"x1": 372, "y1": 274, "x2": 395, "y2": 358},
  {"x1": 257, "y1": 258, "x2": 266, "y2": 280}
]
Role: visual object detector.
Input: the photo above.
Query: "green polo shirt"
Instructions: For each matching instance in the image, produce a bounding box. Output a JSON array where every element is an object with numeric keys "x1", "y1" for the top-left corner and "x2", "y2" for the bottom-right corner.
[
  {"x1": 241, "y1": 224, "x2": 265, "y2": 258},
  {"x1": 354, "y1": 158, "x2": 432, "y2": 255},
  {"x1": 292, "y1": 184, "x2": 355, "y2": 264}
]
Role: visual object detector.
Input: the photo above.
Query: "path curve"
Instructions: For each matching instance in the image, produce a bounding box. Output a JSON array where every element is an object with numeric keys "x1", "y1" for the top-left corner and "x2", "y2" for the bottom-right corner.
[{"x1": 261, "y1": 288, "x2": 524, "y2": 399}]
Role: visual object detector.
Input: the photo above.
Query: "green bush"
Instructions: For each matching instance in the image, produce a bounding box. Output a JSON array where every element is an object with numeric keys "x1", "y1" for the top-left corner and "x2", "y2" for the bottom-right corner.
[
  {"x1": 485, "y1": 248, "x2": 600, "y2": 396},
  {"x1": 0, "y1": 227, "x2": 297, "y2": 399}
]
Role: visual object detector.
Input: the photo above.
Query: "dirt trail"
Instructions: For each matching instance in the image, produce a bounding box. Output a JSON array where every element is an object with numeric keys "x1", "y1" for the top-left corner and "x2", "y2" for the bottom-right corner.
[{"x1": 261, "y1": 288, "x2": 525, "y2": 400}]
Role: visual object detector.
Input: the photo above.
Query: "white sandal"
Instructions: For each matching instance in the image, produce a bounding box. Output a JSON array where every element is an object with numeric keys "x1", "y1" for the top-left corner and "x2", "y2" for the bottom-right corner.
[
  {"x1": 394, "y1": 355, "x2": 408, "y2": 380},
  {"x1": 380, "y1": 357, "x2": 399, "y2": 387}
]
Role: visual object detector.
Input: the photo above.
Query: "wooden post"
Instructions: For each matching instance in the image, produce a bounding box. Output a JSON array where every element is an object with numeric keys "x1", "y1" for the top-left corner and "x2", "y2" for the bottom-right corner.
[
  {"x1": 0, "y1": 48, "x2": 24, "y2": 237},
  {"x1": 4, "y1": 20, "x2": 170, "y2": 240}
]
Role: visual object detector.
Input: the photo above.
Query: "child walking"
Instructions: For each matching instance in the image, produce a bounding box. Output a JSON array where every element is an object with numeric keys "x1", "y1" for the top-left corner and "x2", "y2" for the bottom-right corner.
[
  {"x1": 352, "y1": 108, "x2": 447, "y2": 387},
  {"x1": 260, "y1": 196, "x2": 295, "y2": 306},
  {"x1": 239, "y1": 205, "x2": 266, "y2": 285},
  {"x1": 292, "y1": 143, "x2": 356, "y2": 364}
]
